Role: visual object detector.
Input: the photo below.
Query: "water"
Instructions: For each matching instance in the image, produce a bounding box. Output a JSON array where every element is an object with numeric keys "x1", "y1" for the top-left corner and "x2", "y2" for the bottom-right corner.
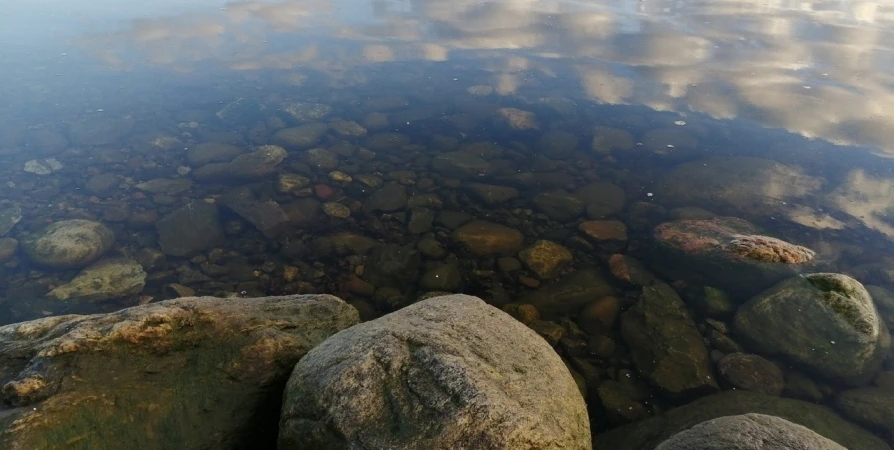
[{"x1": 2, "y1": 0, "x2": 894, "y2": 446}]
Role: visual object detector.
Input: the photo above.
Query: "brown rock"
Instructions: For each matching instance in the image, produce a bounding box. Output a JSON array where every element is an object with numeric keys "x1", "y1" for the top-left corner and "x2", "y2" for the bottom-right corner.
[
  {"x1": 578, "y1": 296, "x2": 621, "y2": 333},
  {"x1": 452, "y1": 220, "x2": 524, "y2": 256},
  {"x1": 717, "y1": 353, "x2": 785, "y2": 396},
  {"x1": 346, "y1": 276, "x2": 376, "y2": 297},
  {"x1": 609, "y1": 254, "x2": 657, "y2": 286},
  {"x1": 579, "y1": 220, "x2": 628, "y2": 242},
  {"x1": 501, "y1": 303, "x2": 541, "y2": 326},
  {"x1": 519, "y1": 276, "x2": 541, "y2": 288},
  {"x1": 588, "y1": 335, "x2": 617, "y2": 358},
  {"x1": 518, "y1": 240, "x2": 573, "y2": 279}
]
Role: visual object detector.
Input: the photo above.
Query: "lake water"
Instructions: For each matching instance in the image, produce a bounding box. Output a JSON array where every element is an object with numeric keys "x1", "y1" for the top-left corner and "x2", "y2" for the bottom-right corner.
[{"x1": 2, "y1": 0, "x2": 894, "y2": 446}]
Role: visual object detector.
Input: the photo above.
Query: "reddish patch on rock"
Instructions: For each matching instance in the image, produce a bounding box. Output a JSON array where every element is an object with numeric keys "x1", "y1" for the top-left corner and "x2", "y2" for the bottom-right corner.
[
  {"x1": 314, "y1": 184, "x2": 334, "y2": 200},
  {"x1": 608, "y1": 254, "x2": 630, "y2": 283},
  {"x1": 727, "y1": 234, "x2": 815, "y2": 264},
  {"x1": 654, "y1": 221, "x2": 722, "y2": 253}
]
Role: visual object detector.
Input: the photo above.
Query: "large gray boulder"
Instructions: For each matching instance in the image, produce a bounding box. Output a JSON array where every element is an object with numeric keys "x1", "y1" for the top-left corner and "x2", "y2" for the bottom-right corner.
[
  {"x1": 620, "y1": 283, "x2": 718, "y2": 400},
  {"x1": 594, "y1": 390, "x2": 890, "y2": 450},
  {"x1": 734, "y1": 273, "x2": 890, "y2": 385},
  {"x1": 655, "y1": 414, "x2": 846, "y2": 450},
  {"x1": 0, "y1": 294, "x2": 359, "y2": 450},
  {"x1": 20, "y1": 219, "x2": 115, "y2": 269},
  {"x1": 278, "y1": 294, "x2": 591, "y2": 450}
]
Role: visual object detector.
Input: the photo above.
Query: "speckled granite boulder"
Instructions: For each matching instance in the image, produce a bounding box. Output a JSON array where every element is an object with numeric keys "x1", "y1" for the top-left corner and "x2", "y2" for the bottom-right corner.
[
  {"x1": 655, "y1": 414, "x2": 846, "y2": 450},
  {"x1": 278, "y1": 294, "x2": 591, "y2": 450},
  {"x1": 0, "y1": 295, "x2": 359, "y2": 450}
]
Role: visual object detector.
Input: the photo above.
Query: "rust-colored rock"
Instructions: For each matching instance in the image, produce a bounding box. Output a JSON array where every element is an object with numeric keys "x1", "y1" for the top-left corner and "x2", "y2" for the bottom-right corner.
[{"x1": 579, "y1": 220, "x2": 628, "y2": 242}]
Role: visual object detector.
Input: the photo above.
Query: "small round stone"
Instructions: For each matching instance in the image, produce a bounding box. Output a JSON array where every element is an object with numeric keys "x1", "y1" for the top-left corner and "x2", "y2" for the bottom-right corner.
[{"x1": 322, "y1": 202, "x2": 351, "y2": 219}]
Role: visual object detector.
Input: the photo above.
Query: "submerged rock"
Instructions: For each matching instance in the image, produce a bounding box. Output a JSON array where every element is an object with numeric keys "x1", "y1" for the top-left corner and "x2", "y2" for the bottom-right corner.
[
  {"x1": 48, "y1": 257, "x2": 147, "y2": 302},
  {"x1": 282, "y1": 102, "x2": 332, "y2": 122},
  {"x1": 0, "y1": 206, "x2": 22, "y2": 236},
  {"x1": 21, "y1": 219, "x2": 115, "y2": 269},
  {"x1": 0, "y1": 294, "x2": 359, "y2": 450},
  {"x1": 834, "y1": 387, "x2": 894, "y2": 435},
  {"x1": 362, "y1": 182, "x2": 407, "y2": 212},
  {"x1": 532, "y1": 190, "x2": 585, "y2": 222},
  {"x1": 430, "y1": 152, "x2": 490, "y2": 179},
  {"x1": 734, "y1": 273, "x2": 889, "y2": 385},
  {"x1": 273, "y1": 123, "x2": 329, "y2": 150},
  {"x1": 650, "y1": 217, "x2": 815, "y2": 298},
  {"x1": 620, "y1": 284, "x2": 718, "y2": 400},
  {"x1": 594, "y1": 390, "x2": 890, "y2": 450},
  {"x1": 155, "y1": 202, "x2": 225, "y2": 257},
  {"x1": 717, "y1": 353, "x2": 784, "y2": 396},
  {"x1": 310, "y1": 232, "x2": 379, "y2": 257},
  {"x1": 521, "y1": 268, "x2": 615, "y2": 318},
  {"x1": 518, "y1": 240, "x2": 573, "y2": 279},
  {"x1": 134, "y1": 178, "x2": 193, "y2": 195},
  {"x1": 193, "y1": 145, "x2": 287, "y2": 181},
  {"x1": 496, "y1": 107, "x2": 539, "y2": 130},
  {"x1": 655, "y1": 414, "x2": 847, "y2": 450},
  {"x1": 278, "y1": 295, "x2": 590, "y2": 450},
  {"x1": 452, "y1": 220, "x2": 524, "y2": 256},
  {"x1": 186, "y1": 142, "x2": 244, "y2": 166},
  {"x1": 0, "y1": 238, "x2": 17, "y2": 263},
  {"x1": 23, "y1": 158, "x2": 63, "y2": 175},
  {"x1": 362, "y1": 244, "x2": 421, "y2": 289},
  {"x1": 67, "y1": 116, "x2": 134, "y2": 146},
  {"x1": 221, "y1": 188, "x2": 290, "y2": 238}
]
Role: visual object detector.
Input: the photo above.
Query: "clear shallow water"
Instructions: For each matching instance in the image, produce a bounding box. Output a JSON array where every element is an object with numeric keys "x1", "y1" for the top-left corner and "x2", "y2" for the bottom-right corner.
[{"x1": 2, "y1": 0, "x2": 894, "y2": 443}]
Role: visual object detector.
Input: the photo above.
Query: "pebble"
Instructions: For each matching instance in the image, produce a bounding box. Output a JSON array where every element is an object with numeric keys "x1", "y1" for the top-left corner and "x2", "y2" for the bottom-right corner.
[{"x1": 322, "y1": 202, "x2": 351, "y2": 219}]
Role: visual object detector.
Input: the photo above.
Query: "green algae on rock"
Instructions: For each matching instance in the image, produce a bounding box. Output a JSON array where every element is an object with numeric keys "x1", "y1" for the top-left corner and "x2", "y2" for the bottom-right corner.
[
  {"x1": 0, "y1": 294, "x2": 359, "y2": 450},
  {"x1": 734, "y1": 273, "x2": 890, "y2": 385}
]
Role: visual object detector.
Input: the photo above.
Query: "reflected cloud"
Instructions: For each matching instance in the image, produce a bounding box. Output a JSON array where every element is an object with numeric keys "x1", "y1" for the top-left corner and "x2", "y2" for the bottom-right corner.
[{"x1": 75, "y1": 0, "x2": 894, "y2": 156}]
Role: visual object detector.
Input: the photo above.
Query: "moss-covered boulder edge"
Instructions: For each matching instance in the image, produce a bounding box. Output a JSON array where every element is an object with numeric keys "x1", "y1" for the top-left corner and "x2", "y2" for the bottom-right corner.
[{"x1": 0, "y1": 294, "x2": 359, "y2": 450}]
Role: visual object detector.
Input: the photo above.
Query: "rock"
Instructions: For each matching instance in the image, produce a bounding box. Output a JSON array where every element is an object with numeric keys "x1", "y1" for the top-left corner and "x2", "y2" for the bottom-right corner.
[
  {"x1": 518, "y1": 240, "x2": 572, "y2": 279},
  {"x1": 654, "y1": 413, "x2": 847, "y2": 450},
  {"x1": 650, "y1": 217, "x2": 816, "y2": 298},
  {"x1": 27, "y1": 129, "x2": 69, "y2": 155},
  {"x1": 579, "y1": 220, "x2": 628, "y2": 245},
  {"x1": 273, "y1": 123, "x2": 329, "y2": 150},
  {"x1": 661, "y1": 157, "x2": 823, "y2": 218},
  {"x1": 591, "y1": 127, "x2": 635, "y2": 154},
  {"x1": 430, "y1": 152, "x2": 490, "y2": 179},
  {"x1": 221, "y1": 188, "x2": 290, "y2": 238},
  {"x1": 84, "y1": 173, "x2": 120, "y2": 195},
  {"x1": 574, "y1": 181, "x2": 626, "y2": 218},
  {"x1": 501, "y1": 303, "x2": 541, "y2": 326},
  {"x1": 155, "y1": 202, "x2": 225, "y2": 257},
  {"x1": 588, "y1": 335, "x2": 617, "y2": 358},
  {"x1": 215, "y1": 98, "x2": 263, "y2": 124},
  {"x1": 408, "y1": 207, "x2": 434, "y2": 234},
  {"x1": 21, "y1": 219, "x2": 115, "y2": 269},
  {"x1": 538, "y1": 130, "x2": 579, "y2": 156},
  {"x1": 452, "y1": 220, "x2": 524, "y2": 256},
  {"x1": 48, "y1": 257, "x2": 147, "y2": 302},
  {"x1": 578, "y1": 296, "x2": 621, "y2": 334},
  {"x1": 364, "y1": 132, "x2": 411, "y2": 151},
  {"x1": 283, "y1": 198, "x2": 322, "y2": 226},
  {"x1": 608, "y1": 254, "x2": 657, "y2": 286},
  {"x1": 835, "y1": 387, "x2": 894, "y2": 434},
  {"x1": 194, "y1": 145, "x2": 287, "y2": 181},
  {"x1": 305, "y1": 148, "x2": 339, "y2": 170},
  {"x1": 597, "y1": 380, "x2": 649, "y2": 424},
  {"x1": 467, "y1": 85, "x2": 493, "y2": 96},
  {"x1": 0, "y1": 206, "x2": 22, "y2": 236},
  {"x1": 362, "y1": 244, "x2": 421, "y2": 289},
  {"x1": 866, "y1": 285, "x2": 894, "y2": 329},
  {"x1": 186, "y1": 142, "x2": 243, "y2": 166},
  {"x1": 0, "y1": 294, "x2": 359, "y2": 450},
  {"x1": 328, "y1": 171, "x2": 351, "y2": 183},
  {"x1": 322, "y1": 202, "x2": 351, "y2": 219},
  {"x1": 532, "y1": 190, "x2": 585, "y2": 222},
  {"x1": 436, "y1": 210, "x2": 473, "y2": 230},
  {"x1": 282, "y1": 102, "x2": 332, "y2": 122},
  {"x1": 530, "y1": 320, "x2": 566, "y2": 346},
  {"x1": 330, "y1": 119, "x2": 367, "y2": 137},
  {"x1": 520, "y1": 268, "x2": 615, "y2": 318},
  {"x1": 362, "y1": 182, "x2": 407, "y2": 212},
  {"x1": 0, "y1": 238, "x2": 17, "y2": 262},
  {"x1": 416, "y1": 236, "x2": 447, "y2": 259},
  {"x1": 621, "y1": 283, "x2": 718, "y2": 400},
  {"x1": 717, "y1": 353, "x2": 784, "y2": 396},
  {"x1": 419, "y1": 263, "x2": 464, "y2": 292},
  {"x1": 784, "y1": 371, "x2": 824, "y2": 402},
  {"x1": 278, "y1": 295, "x2": 590, "y2": 449},
  {"x1": 310, "y1": 232, "x2": 379, "y2": 257},
  {"x1": 734, "y1": 273, "x2": 890, "y2": 384},
  {"x1": 465, "y1": 183, "x2": 519, "y2": 204},
  {"x1": 688, "y1": 286, "x2": 737, "y2": 317},
  {"x1": 277, "y1": 173, "x2": 311, "y2": 193},
  {"x1": 670, "y1": 206, "x2": 718, "y2": 220},
  {"x1": 496, "y1": 107, "x2": 539, "y2": 130},
  {"x1": 134, "y1": 178, "x2": 193, "y2": 195},
  {"x1": 68, "y1": 116, "x2": 134, "y2": 145},
  {"x1": 595, "y1": 390, "x2": 890, "y2": 450},
  {"x1": 23, "y1": 158, "x2": 63, "y2": 175}
]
